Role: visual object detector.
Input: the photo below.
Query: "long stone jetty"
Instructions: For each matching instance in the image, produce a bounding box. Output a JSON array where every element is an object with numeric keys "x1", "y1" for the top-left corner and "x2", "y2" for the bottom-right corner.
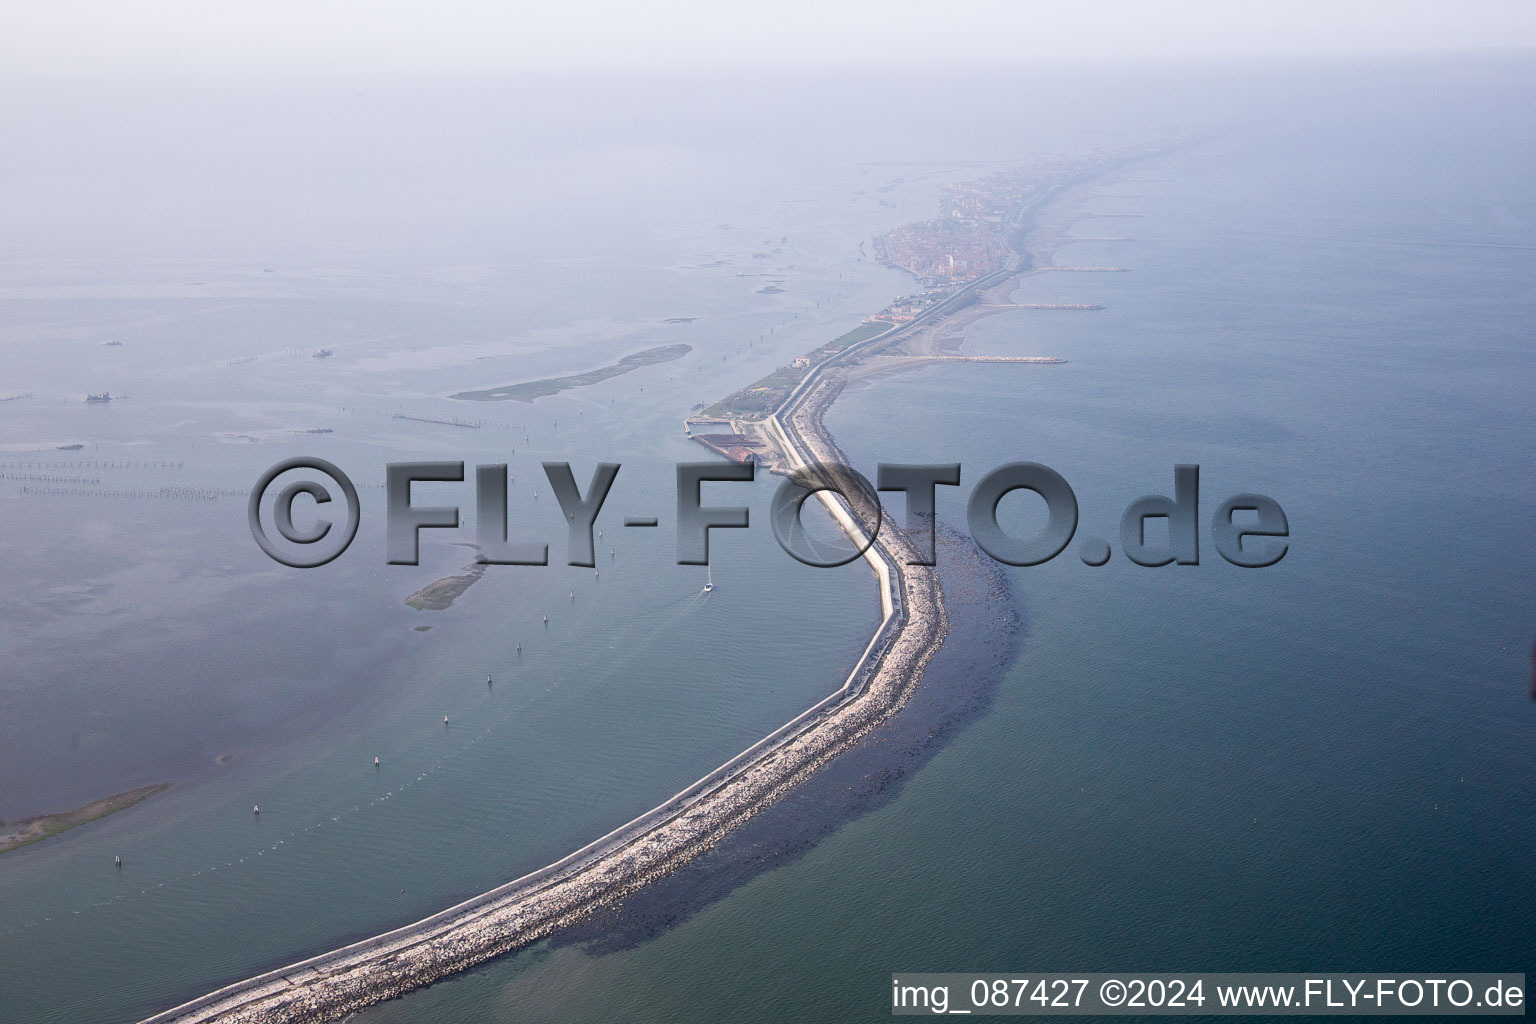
[
  {"x1": 138, "y1": 319, "x2": 945, "y2": 1024},
  {"x1": 138, "y1": 137, "x2": 1169, "y2": 1022}
]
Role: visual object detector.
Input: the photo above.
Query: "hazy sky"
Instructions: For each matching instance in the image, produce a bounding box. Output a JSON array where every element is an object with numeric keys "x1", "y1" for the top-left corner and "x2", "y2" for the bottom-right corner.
[{"x1": 8, "y1": 0, "x2": 1536, "y2": 74}]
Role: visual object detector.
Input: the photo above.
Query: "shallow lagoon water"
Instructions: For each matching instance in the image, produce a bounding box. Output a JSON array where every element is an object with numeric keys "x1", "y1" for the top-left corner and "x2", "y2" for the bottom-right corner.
[
  {"x1": 1, "y1": 60, "x2": 1533, "y2": 1022},
  {"x1": 352, "y1": 63, "x2": 1536, "y2": 1024}
]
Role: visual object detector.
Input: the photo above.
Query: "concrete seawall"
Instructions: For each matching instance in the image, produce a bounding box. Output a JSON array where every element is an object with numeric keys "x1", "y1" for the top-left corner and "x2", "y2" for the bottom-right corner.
[
  {"x1": 139, "y1": 365, "x2": 946, "y2": 1024},
  {"x1": 133, "y1": 140, "x2": 1178, "y2": 1023}
]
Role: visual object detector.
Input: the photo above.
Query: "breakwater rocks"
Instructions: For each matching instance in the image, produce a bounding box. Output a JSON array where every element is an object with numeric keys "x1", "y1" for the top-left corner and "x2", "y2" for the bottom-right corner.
[{"x1": 143, "y1": 375, "x2": 946, "y2": 1024}]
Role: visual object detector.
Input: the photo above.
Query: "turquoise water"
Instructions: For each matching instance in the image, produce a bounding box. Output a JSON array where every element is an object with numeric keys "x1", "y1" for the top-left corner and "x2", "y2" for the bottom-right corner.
[
  {"x1": 1, "y1": 59, "x2": 1533, "y2": 1022},
  {"x1": 350, "y1": 64, "x2": 1536, "y2": 1022},
  {"x1": 0, "y1": 85, "x2": 929, "y2": 1021}
]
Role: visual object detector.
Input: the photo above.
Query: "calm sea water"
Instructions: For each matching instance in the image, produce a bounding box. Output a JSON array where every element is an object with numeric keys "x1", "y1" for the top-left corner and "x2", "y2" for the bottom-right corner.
[
  {"x1": 354, "y1": 62, "x2": 1536, "y2": 1024},
  {"x1": 0, "y1": 58, "x2": 1532, "y2": 1022}
]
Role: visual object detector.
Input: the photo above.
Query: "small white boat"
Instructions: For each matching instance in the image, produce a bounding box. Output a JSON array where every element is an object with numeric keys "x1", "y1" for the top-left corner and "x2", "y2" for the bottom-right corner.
[{"x1": 703, "y1": 564, "x2": 714, "y2": 593}]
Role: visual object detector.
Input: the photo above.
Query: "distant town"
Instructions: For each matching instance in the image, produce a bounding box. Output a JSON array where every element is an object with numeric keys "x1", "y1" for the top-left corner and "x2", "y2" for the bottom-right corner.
[{"x1": 687, "y1": 147, "x2": 1162, "y2": 454}]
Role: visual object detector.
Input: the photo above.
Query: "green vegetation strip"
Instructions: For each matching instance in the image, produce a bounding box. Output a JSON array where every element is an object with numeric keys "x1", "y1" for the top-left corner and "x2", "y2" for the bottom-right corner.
[
  {"x1": 450, "y1": 344, "x2": 692, "y2": 403},
  {"x1": 701, "y1": 321, "x2": 892, "y2": 419},
  {"x1": 405, "y1": 563, "x2": 486, "y2": 611},
  {"x1": 0, "y1": 783, "x2": 171, "y2": 854}
]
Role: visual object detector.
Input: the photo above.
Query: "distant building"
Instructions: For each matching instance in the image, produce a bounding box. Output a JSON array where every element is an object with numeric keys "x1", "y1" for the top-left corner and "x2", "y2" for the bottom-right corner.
[{"x1": 724, "y1": 446, "x2": 759, "y2": 464}]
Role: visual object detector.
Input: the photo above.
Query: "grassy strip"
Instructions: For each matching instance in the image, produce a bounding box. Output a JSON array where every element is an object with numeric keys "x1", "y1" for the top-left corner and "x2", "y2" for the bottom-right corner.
[
  {"x1": 451, "y1": 344, "x2": 691, "y2": 403},
  {"x1": 701, "y1": 321, "x2": 893, "y2": 420},
  {"x1": 405, "y1": 563, "x2": 487, "y2": 611},
  {"x1": 0, "y1": 783, "x2": 172, "y2": 855}
]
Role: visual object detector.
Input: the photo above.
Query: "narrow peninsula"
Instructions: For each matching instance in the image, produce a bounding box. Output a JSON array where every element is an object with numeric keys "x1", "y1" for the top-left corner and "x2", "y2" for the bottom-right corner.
[
  {"x1": 450, "y1": 344, "x2": 691, "y2": 402},
  {"x1": 138, "y1": 141, "x2": 1178, "y2": 1024},
  {"x1": 1, "y1": 784, "x2": 170, "y2": 855},
  {"x1": 404, "y1": 562, "x2": 486, "y2": 611}
]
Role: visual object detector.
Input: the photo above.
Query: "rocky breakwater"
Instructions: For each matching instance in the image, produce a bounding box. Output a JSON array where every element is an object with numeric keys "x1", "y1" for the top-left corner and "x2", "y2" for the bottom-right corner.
[{"x1": 142, "y1": 367, "x2": 946, "y2": 1024}]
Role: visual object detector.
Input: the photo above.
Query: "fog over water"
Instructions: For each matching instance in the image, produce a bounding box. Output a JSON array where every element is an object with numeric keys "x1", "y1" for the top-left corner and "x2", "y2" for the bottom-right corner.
[{"x1": 0, "y1": 51, "x2": 1533, "y2": 1024}]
